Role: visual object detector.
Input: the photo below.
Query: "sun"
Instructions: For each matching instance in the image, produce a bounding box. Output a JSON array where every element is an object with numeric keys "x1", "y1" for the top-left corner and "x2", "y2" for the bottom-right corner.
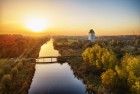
[{"x1": 25, "y1": 17, "x2": 48, "y2": 32}]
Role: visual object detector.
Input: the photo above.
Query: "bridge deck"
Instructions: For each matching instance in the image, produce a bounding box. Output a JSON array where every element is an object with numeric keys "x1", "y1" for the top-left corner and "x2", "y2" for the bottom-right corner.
[
  {"x1": 35, "y1": 55, "x2": 82, "y2": 63},
  {"x1": 37, "y1": 55, "x2": 81, "y2": 59},
  {"x1": 36, "y1": 61, "x2": 58, "y2": 64}
]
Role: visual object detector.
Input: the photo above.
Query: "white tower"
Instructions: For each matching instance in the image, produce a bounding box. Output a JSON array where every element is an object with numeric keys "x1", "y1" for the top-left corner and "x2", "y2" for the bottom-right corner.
[{"x1": 88, "y1": 29, "x2": 95, "y2": 42}]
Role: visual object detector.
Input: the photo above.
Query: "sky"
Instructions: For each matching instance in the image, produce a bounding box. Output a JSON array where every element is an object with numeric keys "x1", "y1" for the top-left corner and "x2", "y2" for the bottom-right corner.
[{"x1": 0, "y1": 0, "x2": 140, "y2": 36}]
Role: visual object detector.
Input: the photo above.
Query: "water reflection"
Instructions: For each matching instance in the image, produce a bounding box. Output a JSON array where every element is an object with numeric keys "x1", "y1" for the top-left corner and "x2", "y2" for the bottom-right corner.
[
  {"x1": 36, "y1": 39, "x2": 60, "y2": 63},
  {"x1": 39, "y1": 39, "x2": 60, "y2": 57},
  {"x1": 29, "y1": 39, "x2": 87, "y2": 94},
  {"x1": 29, "y1": 63, "x2": 87, "y2": 94}
]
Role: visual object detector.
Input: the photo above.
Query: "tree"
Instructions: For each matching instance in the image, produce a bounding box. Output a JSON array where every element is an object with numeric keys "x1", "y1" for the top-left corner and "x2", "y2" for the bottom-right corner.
[
  {"x1": 101, "y1": 69, "x2": 117, "y2": 89},
  {"x1": 121, "y1": 54, "x2": 140, "y2": 93},
  {"x1": 131, "y1": 81, "x2": 140, "y2": 94},
  {"x1": 82, "y1": 44, "x2": 117, "y2": 69},
  {"x1": 122, "y1": 54, "x2": 140, "y2": 77}
]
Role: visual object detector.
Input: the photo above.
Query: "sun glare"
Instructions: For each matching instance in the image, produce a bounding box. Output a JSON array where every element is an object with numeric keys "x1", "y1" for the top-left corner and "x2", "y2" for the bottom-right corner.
[{"x1": 25, "y1": 18, "x2": 48, "y2": 32}]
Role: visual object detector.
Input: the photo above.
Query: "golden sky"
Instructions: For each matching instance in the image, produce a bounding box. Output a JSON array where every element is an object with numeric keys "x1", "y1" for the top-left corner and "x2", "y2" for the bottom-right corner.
[{"x1": 0, "y1": 0, "x2": 140, "y2": 36}]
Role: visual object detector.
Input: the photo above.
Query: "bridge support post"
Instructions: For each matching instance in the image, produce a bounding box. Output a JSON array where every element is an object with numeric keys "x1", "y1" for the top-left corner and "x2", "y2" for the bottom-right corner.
[{"x1": 51, "y1": 58, "x2": 52, "y2": 62}]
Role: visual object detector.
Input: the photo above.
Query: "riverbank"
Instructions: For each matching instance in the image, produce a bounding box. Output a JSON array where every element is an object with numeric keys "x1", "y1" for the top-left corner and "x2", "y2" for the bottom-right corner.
[
  {"x1": 0, "y1": 34, "x2": 49, "y2": 94},
  {"x1": 53, "y1": 37, "x2": 140, "y2": 94},
  {"x1": 29, "y1": 38, "x2": 89, "y2": 94},
  {"x1": 53, "y1": 38, "x2": 101, "y2": 94},
  {"x1": 0, "y1": 59, "x2": 35, "y2": 94}
]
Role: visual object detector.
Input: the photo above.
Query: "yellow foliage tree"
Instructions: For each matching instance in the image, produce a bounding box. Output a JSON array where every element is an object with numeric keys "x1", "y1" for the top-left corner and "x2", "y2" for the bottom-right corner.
[
  {"x1": 82, "y1": 44, "x2": 117, "y2": 69},
  {"x1": 101, "y1": 69, "x2": 117, "y2": 89}
]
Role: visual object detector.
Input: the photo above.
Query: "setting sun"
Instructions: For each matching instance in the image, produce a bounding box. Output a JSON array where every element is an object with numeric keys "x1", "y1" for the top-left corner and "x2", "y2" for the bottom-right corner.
[{"x1": 25, "y1": 17, "x2": 48, "y2": 32}]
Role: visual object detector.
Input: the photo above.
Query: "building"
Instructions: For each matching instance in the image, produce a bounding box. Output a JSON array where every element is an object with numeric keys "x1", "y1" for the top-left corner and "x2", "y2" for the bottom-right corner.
[{"x1": 88, "y1": 29, "x2": 96, "y2": 42}]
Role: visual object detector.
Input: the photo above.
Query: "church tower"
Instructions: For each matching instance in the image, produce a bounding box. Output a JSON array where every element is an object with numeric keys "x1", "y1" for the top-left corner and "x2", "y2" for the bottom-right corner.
[{"x1": 88, "y1": 29, "x2": 95, "y2": 42}]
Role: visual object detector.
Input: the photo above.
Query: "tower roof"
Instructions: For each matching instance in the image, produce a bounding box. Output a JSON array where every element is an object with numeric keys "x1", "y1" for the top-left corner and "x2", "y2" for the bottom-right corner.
[{"x1": 89, "y1": 29, "x2": 95, "y2": 33}]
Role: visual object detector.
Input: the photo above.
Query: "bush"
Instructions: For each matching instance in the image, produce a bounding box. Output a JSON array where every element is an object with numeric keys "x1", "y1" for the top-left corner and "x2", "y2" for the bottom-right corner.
[
  {"x1": 1, "y1": 74, "x2": 12, "y2": 93},
  {"x1": 11, "y1": 67, "x2": 18, "y2": 78},
  {"x1": 0, "y1": 69, "x2": 4, "y2": 79},
  {"x1": 3, "y1": 65, "x2": 11, "y2": 74},
  {"x1": 17, "y1": 62, "x2": 23, "y2": 70}
]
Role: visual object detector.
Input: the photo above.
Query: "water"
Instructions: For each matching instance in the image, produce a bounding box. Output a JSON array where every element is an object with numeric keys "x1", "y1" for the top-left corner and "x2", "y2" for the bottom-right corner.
[{"x1": 29, "y1": 39, "x2": 87, "y2": 94}]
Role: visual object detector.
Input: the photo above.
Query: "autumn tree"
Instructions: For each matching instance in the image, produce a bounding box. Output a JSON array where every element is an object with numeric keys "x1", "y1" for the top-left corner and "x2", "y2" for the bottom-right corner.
[
  {"x1": 82, "y1": 44, "x2": 117, "y2": 69},
  {"x1": 101, "y1": 69, "x2": 117, "y2": 90},
  {"x1": 121, "y1": 54, "x2": 140, "y2": 94}
]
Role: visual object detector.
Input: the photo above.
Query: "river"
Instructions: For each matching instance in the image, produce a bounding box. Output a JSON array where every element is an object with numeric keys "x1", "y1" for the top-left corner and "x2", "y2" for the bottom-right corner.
[{"x1": 28, "y1": 39, "x2": 87, "y2": 94}]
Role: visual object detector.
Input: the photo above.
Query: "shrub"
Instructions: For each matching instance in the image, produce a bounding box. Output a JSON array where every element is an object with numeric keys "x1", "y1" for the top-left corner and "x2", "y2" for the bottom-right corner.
[
  {"x1": 11, "y1": 67, "x2": 18, "y2": 78},
  {"x1": 3, "y1": 64, "x2": 11, "y2": 74},
  {"x1": 1, "y1": 74, "x2": 12, "y2": 93},
  {"x1": 17, "y1": 62, "x2": 23, "y2": 70},
  {"x1": 0, "y1": 69, "x2": 4, "y2": 79}
]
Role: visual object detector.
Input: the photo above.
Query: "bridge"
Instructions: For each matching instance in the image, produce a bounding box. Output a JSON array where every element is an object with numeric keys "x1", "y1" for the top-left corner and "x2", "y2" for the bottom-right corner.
[
  {"x1": 37, "y1": 55, "x2": 81, "y2": 58},
  {"x1": 36, "y1": 55, "x2": 82, "y2": 63}
]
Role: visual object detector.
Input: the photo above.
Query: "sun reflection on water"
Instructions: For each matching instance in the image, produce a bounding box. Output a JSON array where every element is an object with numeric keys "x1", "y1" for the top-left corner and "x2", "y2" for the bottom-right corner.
[
  {"x1": 39, "y1": 39, "x2": 60, "y2": 57},
  {"x1": 36, "y1": 39, "x2": 60, "y2": 62}
]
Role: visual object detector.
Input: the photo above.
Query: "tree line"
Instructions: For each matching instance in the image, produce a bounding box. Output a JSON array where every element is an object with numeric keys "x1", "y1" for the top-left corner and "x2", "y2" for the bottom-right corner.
[
  {"x1": 0, "y1": 34, "x2": 48, "y2": 58},
  {"x1": 82, "y1": 44, "x2": 140, "y2": 94}
]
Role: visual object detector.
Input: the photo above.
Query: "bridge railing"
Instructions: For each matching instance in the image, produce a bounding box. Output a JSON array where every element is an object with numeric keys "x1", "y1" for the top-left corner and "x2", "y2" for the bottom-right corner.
[{"x1": 37, "y1": 55, "x2": 82, "y2": 59}]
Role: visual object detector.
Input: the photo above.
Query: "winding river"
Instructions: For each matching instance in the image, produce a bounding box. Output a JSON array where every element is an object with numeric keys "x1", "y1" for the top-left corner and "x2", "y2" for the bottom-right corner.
[{"x1": 28, "y1": 39, "x2": 87, "y2": 94}]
